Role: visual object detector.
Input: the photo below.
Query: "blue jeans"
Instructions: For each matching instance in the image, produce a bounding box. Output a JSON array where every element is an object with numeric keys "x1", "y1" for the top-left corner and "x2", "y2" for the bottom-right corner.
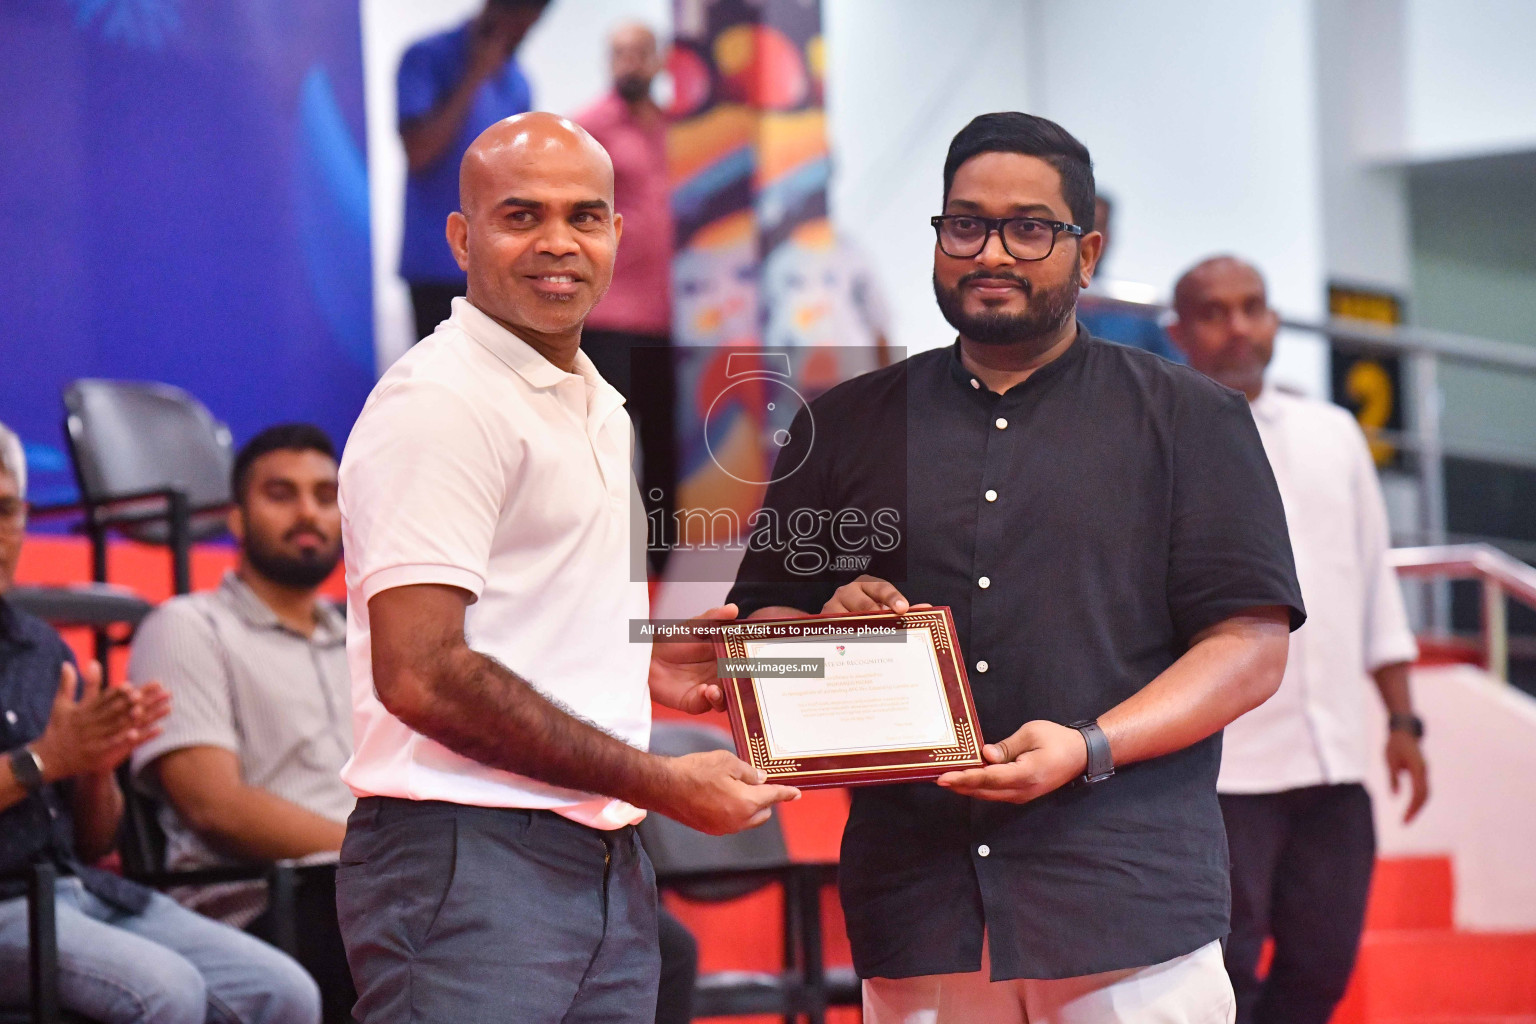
[{"x1": 0, "y1": 877, "x2": 320, "y2": 1024}]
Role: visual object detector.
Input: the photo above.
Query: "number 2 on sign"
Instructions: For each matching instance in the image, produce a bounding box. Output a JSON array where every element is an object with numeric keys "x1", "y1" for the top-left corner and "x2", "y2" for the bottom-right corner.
[{"x1": 1346, "y1": 360, "x2": 1396, "y2": 467}]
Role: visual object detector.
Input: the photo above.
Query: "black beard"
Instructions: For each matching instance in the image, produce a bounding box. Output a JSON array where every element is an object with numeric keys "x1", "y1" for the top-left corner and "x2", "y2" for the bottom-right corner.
[
  {"x1": 615, "y1": 75, "x2": 651, "y2": 103},
  {"x1": 244, "y1": 533, "x2": 341, "y2": 590},
  {"x1": 932, "y1": 266, "x2": 1080, "y2": 347}
]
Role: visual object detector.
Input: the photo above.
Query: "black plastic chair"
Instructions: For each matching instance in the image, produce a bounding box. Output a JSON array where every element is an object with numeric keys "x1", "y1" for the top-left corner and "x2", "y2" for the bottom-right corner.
[
  {"x1": 642, "y1": 722, "x2": 831, "y2": 1024},
  {"x1": 1, "y1": 591, "x2": 148, "y2": 1023},
  {"x1": 113, "y1": 765, "x2": 302, "y2": 958},
  {"x1": 31, "y1": 381, "x2": 234, "y2": 597},
  {"x1": 5, "y1": 584, "x2": 153, "y2": 672},
  {"x1": 0, "y1": 863, "x2": 98, "y2": 1024}
]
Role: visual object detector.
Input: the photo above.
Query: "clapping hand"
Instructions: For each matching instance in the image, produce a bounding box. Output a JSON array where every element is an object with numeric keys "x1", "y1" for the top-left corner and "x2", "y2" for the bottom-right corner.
[{"x1": 30, "y1": 660, "x2": 171, "y2": 782}]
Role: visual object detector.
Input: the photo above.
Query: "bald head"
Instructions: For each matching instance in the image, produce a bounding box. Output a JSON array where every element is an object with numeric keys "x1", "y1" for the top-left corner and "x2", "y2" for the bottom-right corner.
[
  {"x1": 459, "y1": 112, "x2": 613, "y2": 218},
  {"x1": 610, "y1": 21, "x2": 656, "y2": 54},
  {"x1": 610, "y1": 21, "x2": 662, "y2": 101},
  {"x1": 1172, "y1": 255, "x2": 1265, "y2": 320},
  {"x1": 446, "y1": 111, "x2": 622, "y2": 356},
  {"x1": 1167, "y1": 255, "x2": 1277, "y2": 401}
]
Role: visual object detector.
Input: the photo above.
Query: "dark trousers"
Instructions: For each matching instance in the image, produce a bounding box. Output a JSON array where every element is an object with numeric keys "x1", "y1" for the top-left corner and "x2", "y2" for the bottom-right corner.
[
  {"x1": 1221, "y1": 783, "x2": 1376, "y2": 1024},
  {"x1": 408, "y1": 281, "x2": 464, "y2": 342},
  {"x1": 657, "y1": 906, "x2": 698, "y2": 1024},
  {"x1": 581, "y1": 330, "x2": 679, "y2": 577},
  {"x1": 248, "y1": 865, "x2": 355, "y2": 1024},
  {"x1": 336, "y1": 798, "x2": 660, "y2": 1024}
]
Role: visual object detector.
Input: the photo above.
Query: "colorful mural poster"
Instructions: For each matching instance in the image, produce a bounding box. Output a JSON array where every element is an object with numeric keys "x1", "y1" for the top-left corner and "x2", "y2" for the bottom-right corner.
[{"x1": 664, "y1": 0, "x2": 891, "y2": 576}]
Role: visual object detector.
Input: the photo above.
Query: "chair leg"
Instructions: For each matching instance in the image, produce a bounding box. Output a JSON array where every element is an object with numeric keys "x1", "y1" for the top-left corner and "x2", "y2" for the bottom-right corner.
[
  {"x1": 87, "y1": 521, "x2": 107, "y2": 585},
  {"x1": 28, "y1": 861, "x2": 61, "y2": 1024},
  {"x1": 797, "y1": 868, "x2": 827, "y2": 1024},
  {"x1": 167, "y1": 490, "x2": 191, "y2": 595},
  {"x1": 266, "y1": 866, "x2": 299, "y2": 957},
  {"x1": 782, "y1": 870, "x2": 802, "y2": 1024},
  {"x1": 92, "y1": 628, "x2": 111, "y2": 672}
]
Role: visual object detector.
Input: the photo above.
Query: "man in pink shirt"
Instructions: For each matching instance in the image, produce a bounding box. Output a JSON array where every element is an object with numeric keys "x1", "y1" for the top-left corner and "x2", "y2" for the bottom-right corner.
[{"x1": 576, "y1": 22, "x2": 677, "y2": 576}]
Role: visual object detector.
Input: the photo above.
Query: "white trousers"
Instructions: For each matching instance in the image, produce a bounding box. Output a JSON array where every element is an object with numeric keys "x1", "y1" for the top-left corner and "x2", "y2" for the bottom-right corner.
[{"x1": 863, "y1": 939, "x2": 1235, "y2": 1024}]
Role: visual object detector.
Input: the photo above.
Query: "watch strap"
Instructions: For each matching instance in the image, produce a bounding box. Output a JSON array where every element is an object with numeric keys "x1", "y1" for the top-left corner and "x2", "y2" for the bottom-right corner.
[
  {"x1": 8, "y1": 746, "x2": 45, "y2": 793},
  {"x1": 1067, "y1": 720, "x2": 1115, "y2": 784},
  {"x1": 1388, "y1": 712, "x2": 1425, "y2": 739}
]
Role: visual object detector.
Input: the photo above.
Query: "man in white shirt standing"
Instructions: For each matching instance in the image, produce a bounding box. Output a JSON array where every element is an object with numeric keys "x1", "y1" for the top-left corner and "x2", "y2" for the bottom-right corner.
[
  {"x1": 1168, "y1": 256, "x2": 1430, "y2": 1024},
  {"x1": 336, "y1": 112, "x2": 798, "y2": 1024}
]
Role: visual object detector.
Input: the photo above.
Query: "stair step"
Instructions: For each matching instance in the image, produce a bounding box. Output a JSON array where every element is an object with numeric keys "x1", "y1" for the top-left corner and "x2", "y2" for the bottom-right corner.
[
  {"x1": 1343, "y1": 931, "x2": 1536, "y2": 1020},
  {"x1": 1367, "y1": 857, "x2": 1455, "y2": 931}
]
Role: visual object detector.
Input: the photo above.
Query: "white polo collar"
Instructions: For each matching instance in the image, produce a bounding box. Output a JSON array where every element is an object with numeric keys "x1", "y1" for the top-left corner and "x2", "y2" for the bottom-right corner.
[
  {"x1": 450, "y1": 297, "x2": 577, "y2": 386},
  {"x1": 449, "y1": 298, "x2": 627, "y2": 426}
]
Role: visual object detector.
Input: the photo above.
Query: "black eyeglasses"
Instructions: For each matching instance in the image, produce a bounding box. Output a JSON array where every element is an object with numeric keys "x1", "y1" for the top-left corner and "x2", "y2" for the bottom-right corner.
[{"x1": 931, "y1": 215, "x2": 1083, "y2": 261}]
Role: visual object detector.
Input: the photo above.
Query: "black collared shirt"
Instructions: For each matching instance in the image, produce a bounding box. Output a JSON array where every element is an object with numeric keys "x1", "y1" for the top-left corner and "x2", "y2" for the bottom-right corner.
[
  {"x1": 0, "y1": 599, "x2": 151, "y2": 911},
  {"x1": 728, "y1": 329, "x2": 1305, "y2": 981}
]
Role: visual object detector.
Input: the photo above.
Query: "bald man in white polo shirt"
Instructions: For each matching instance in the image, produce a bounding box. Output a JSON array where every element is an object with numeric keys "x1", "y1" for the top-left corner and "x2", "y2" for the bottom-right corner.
[{"x1": 336, "y1": 112, "x2": 799, "y2": 1024}]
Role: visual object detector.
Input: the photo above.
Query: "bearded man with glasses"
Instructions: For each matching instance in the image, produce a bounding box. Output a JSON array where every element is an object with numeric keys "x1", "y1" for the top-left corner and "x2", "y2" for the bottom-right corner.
[{"x1": 728, "y1": 112, "x2": 1306, "y2": 1023}]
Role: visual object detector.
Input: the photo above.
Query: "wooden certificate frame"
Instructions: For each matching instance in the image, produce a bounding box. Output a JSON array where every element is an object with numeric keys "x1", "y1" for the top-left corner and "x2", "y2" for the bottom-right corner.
[{"x1": 714, "y1": 607, "x2": 985, "y2": 788}]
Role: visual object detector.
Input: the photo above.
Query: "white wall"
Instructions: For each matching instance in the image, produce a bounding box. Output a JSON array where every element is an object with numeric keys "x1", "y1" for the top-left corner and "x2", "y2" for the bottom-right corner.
[
  {"x1": 1398, "y1": 0, "x2": 1536, "y2": 162},
  {"x1": 822, "y1": 0, "x2": 1030, "y2": 360},
  {"x1": 1365, "y1": 665, "x2": 1536, "y2": 930},
  {"x1": 1025, "y1": 0, "x2": 1328, "y2": 396},
  {"x1": 1314, "y1": 0, "x2": 1413, "y2": 294},
  {"x1": 361, "y1": 0, "x2": 670, "y2": 371}
]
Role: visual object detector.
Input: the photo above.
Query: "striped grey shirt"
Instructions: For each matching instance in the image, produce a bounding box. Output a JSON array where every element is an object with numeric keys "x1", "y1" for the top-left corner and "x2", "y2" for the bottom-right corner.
[{"x1": 128, "y1": 570, "x2": 352, "y2": 926}]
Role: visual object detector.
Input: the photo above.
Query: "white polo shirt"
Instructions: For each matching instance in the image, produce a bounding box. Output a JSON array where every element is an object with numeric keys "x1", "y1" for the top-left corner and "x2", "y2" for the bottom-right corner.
[
  {"x1": 338, "y1": 298, "x2": 651, "y2": 828},
  {"x1": 1218, "y1": 387, "x2": 1418, "y2": 793}
]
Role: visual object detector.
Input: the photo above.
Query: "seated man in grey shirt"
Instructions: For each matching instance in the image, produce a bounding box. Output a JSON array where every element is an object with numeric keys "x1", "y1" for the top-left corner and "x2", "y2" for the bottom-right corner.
[{"x1": 129, "y1": 423, "x2": 354, "y2": 1023}]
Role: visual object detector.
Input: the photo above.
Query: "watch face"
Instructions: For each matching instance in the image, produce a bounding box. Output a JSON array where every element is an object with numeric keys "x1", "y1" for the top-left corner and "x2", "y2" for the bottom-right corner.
[{"x1": 10, "y1": 746, "x2": 43, "y2": 791}]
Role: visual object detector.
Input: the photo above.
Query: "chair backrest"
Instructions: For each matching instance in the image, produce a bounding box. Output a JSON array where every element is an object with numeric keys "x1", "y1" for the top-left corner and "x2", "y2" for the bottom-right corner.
[
  {"x1": 639, "y1": 721, "x2": 792, "y2": 902},
  {"x1": 63, "y1": 379, "x2": 233, "y2": 543},
  {"x1": 115, "y1": 761, "x2": 169, "y2": 877},
  {"x1": 5, "y1": 584, "x2": 153, "y2": 632}
]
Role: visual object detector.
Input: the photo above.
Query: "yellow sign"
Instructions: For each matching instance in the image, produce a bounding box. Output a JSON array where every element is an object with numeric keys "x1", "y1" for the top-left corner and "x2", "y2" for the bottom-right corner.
[{"x1": 1329, "y1": 284, "x2": 1404, "y2": 468}]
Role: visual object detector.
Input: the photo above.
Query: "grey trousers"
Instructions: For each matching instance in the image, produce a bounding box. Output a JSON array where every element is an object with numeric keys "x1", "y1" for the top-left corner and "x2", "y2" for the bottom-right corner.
[{"x1": 337, "y1": 798, "x2": 660, "y2": 1024}]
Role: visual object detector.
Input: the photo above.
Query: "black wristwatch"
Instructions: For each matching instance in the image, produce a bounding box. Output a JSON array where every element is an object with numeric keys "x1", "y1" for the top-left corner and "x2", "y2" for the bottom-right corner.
[
  {"x1": 1067, "y1": 720, "x2": 1115, "y2": 784},
  {"x1": 7, "y1": 746, "x2": 45, "y2": 794},
  {"x1": 1388, "y1": 713, "x2": 1425, "y2": 740}
]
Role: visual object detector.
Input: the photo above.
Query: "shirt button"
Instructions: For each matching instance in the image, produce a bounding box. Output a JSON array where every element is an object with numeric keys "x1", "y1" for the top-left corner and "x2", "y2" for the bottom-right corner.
[
  {"x1": 978, "y1": 844, "x2": 991, "y2": 857},
  {"x1": 4, "y1": 710, "x2": 15, "y2": 724},
  {"x1": 978, "y1": 576, "x2": 991, "y2": 589},
  {"x1": 995, "y1": 417, "x2": 1008, "y2": 430},
  {"x1": 984, "y1": 489, "x2": 997, "y2": 502},
  {"x1": 976, "y1": 660, "x2": 989, "y2": 673},
  {"x1": 970, "y1": 378, "x2": 980, "y2": 390}
]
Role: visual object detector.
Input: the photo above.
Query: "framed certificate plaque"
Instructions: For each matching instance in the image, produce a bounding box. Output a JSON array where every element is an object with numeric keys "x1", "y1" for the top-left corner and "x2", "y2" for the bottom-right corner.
[{"x1": 714, "y1": 607, "x2": 986, "y2": 788}]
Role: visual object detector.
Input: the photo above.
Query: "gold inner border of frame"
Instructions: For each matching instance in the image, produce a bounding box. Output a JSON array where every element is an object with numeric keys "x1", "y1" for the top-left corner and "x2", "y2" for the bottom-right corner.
[{"x1": 719, "y1": 609, "x2": 984, "y2": 778}]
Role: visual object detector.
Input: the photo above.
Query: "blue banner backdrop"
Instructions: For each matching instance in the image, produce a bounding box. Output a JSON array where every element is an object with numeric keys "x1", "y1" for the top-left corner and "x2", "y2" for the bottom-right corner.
[{"x1": 0, "y1": 0, "x2": 374, "y2": 505}]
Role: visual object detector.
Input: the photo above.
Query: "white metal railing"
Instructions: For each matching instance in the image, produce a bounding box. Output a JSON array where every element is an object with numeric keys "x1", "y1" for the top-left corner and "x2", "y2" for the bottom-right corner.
[{"x1": 1389, "y1": 543, "x2": 1536, "y2": 682}]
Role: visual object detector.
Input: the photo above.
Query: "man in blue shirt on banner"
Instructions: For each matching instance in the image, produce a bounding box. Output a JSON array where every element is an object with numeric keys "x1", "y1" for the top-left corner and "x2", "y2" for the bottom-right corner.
[{"x1": 396, "y1": 0, "x2": 550, "y2": 341}]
